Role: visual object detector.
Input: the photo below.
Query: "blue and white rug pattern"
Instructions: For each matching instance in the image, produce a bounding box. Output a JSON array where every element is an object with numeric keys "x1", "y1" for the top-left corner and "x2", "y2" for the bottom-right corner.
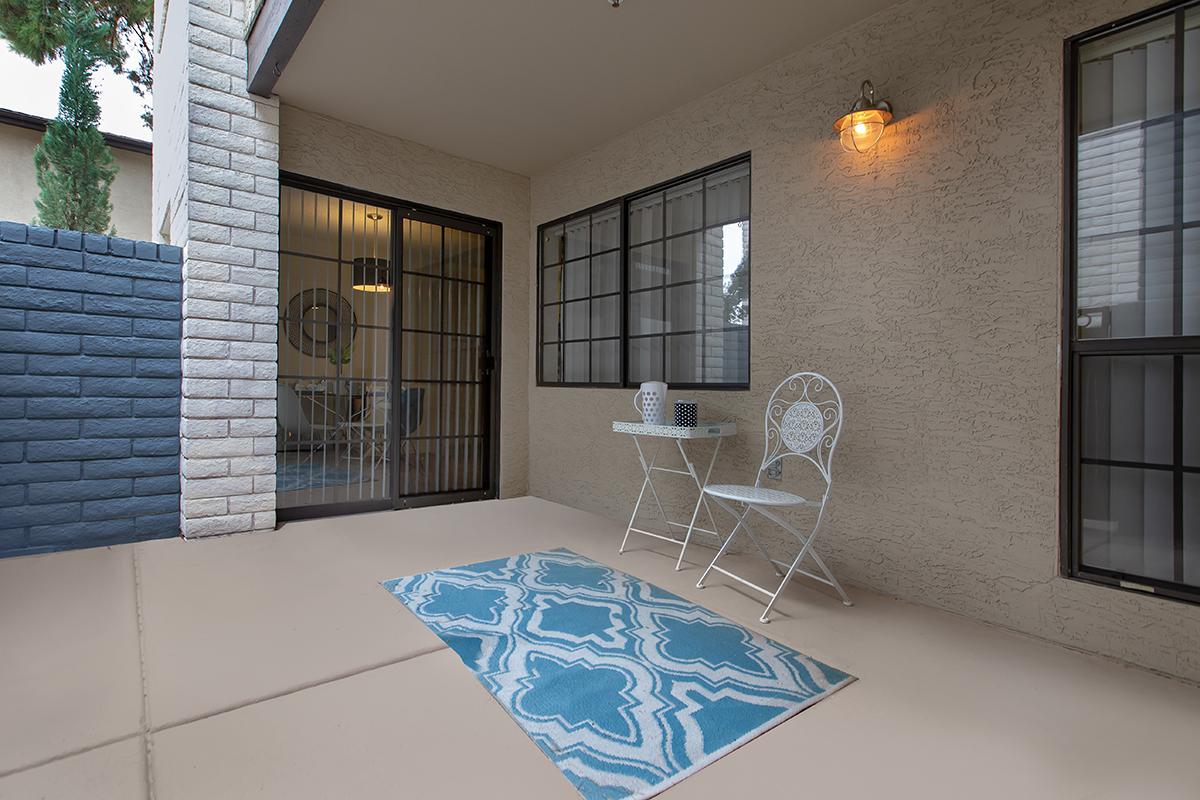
[{"x1": 382, "y1": 549, "x2": 854, "y2": 800}]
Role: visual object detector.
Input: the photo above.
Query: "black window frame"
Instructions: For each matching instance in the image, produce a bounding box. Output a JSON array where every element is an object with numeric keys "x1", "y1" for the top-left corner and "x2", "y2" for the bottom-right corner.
[
  {"x1": 1061, "y1": 0, "x2": 1200, "y2": 606},
  {"x1": 536, "y1": 153, "x2": 752, "y2": 390}
]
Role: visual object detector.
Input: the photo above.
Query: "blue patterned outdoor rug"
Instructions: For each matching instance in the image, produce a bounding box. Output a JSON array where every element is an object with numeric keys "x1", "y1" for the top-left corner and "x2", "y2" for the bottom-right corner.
[{"x1": 381, "y1": 549, "x2": 854, "y2": 800}]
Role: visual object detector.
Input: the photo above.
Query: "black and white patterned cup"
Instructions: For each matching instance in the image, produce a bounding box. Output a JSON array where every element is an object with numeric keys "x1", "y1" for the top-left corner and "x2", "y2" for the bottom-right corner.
[{"x1": 674, "y1": 400, "x2": 698, "y2": 427}]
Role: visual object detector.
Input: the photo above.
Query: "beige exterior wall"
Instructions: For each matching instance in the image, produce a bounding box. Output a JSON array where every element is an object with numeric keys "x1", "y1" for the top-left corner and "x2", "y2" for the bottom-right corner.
[
  {"x1": 278, "y1": 104, "x2": 531, "y2": 499},
  {"x1": 0, "y1": 123, "x2": 152, "y2": 240},
  {"x1": 528, "y1": 0, "x2": 1200, "y2": 682}
]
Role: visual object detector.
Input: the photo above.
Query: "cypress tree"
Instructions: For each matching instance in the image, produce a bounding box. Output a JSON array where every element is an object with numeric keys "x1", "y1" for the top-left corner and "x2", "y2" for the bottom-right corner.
[
  {"x1": 32, "y1": 0, "x2": 117, "y2": 233},
  {"x1": 0, "y1": 0, "x2": 153, "y2": 125}
]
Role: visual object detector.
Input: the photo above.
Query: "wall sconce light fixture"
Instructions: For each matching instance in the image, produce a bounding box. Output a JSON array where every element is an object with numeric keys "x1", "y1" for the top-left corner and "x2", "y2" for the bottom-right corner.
[
  {"x1": 833, "y1": 80, "x2": 893, "y2": 153},
  {"x1": 352, "y1": 212, "x2": 392, "y2": 292}
]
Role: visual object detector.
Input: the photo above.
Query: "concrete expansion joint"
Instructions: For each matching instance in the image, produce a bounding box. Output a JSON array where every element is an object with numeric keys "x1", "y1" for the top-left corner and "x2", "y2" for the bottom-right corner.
[{"x1": 132, "y1": 546, "x2": 157, "y2": 800}]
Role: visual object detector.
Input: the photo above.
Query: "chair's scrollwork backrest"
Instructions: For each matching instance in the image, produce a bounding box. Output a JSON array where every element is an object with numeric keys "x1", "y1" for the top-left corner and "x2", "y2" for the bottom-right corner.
[{"x1": 761, "y1": 372, "x2": 843, "y2": 485}]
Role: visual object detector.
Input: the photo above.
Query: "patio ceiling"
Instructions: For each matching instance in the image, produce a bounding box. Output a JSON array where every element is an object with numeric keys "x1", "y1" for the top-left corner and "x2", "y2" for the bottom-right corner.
[{"x1": 272, "y1": 0, "x2": 901, "y2": 175}]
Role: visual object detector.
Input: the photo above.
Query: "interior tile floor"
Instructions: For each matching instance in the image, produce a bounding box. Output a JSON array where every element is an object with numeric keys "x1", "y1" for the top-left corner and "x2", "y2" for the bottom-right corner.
[{"x1": 1, "y1": 496, "x2": 1198, "y2": 799}]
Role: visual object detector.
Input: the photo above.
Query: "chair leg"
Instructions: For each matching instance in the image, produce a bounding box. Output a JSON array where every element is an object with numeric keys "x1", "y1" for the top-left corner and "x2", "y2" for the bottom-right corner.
[
  {"x1": 696, "y1": 503, "x2": 752, "y2": 589},
  {"x1": 759, "y1": 547, "x2": 809, "y2": 623},
  {"x1": 808, "y1": 547, "x2": 853, "y2": 607},
  {"x1": 740, "y1": 518, "x2": 784, "y2": 577},
  {"x1": 753, "y1": 500, "x2": 838, "y2": 621}
]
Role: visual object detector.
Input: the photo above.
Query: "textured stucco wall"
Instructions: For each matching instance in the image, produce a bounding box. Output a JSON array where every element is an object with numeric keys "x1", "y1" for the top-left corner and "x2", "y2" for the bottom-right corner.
[
  {"x1": 0, "y1": 124, "x2": 152, "y2": 241},
  {"x1": 529, "y1": 0, "x2": 1200, "y2": 682},
  {"x1": 278, "y1": 105, "x2": 531, "y2": 498}
]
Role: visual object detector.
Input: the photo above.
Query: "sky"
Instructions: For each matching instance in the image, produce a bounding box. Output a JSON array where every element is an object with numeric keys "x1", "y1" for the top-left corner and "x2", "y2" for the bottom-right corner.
[{"x1": 0, "y1": 42, "x2": 151, "y2": 141}]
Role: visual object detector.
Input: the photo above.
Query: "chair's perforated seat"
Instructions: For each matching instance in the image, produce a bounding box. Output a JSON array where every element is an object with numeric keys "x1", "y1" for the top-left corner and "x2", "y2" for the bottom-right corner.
[{"x1": 703, "y1": 484, "x2": 814, "y2": 507}]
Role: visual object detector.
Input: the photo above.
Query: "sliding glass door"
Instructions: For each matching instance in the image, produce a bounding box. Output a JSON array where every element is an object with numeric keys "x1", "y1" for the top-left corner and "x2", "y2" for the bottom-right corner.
[
  {"x1": 276, "y1": 178, "x2": 499, "y2": 519},
  {"x1": 398, "y1": 218, "x2": 492, "y2": 497}
]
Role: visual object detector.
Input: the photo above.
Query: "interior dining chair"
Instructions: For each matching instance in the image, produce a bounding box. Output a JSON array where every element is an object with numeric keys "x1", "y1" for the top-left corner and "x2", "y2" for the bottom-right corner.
[{"x1": 692, "y1": 371, "x2": 850, "y2": 622}]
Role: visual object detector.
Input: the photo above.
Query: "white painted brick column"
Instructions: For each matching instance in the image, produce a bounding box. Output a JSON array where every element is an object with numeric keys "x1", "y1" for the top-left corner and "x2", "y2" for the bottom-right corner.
[{"x1": 155, "y1": 0, "x2": 280, "y2": 536}]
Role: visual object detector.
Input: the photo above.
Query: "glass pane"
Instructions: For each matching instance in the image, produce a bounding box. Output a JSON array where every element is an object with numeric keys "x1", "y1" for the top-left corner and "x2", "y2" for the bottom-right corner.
[
  {"x1": 542, "y1": 304, "x2": 561, "y2": 343},
  {"x1": 591, "y1": 295, "x2": 619, "y2": 339},
  {"x1": 1076, "y1": 232, "x2": 1173, "y2": 339},
  {"x1": 443, "y1": 334, "x2": 480, "y2": 383},
  {"x1": 564, "y1": 341, "x2": 588, "y2": 383},
  {"x1": 1080, "y1": 464, "x2": 1174, "y2": 582},
  {"x1": 1076, "y1": 126, "x2": 1146, "y2": 239},
  {"x1": 1144, "y1": 121, "x2": 1174, "y2": 229},
  {"x1": 542, "y1": 344, "x2": 561, "y2": 382},
  {"x1": 1185, "y1": 356, "x2": 1200, "y2": 467},
  {"x1": 666, "y1": 333, "x2": 701, "y2": 384},
  {"x1": 563, "y1": 258, "x2": 590, "y2": 301},
  {"x1": 629, "y1": 194, "x2": 663, "y2": 245},
  {"x1": 444, "y1": 228, "x2": 486, "y2": 282},
  {"x1": 542, "y1": 224, "x2": 564, "y2": 266},
  {"x1": 628, "y1": 336, "x2": 662, "y2": 383},
  {"x1": 702, "y1": 278, "x2": 749, "y2": 329},
  {"x1": 630, "y1": 242, "x2": 664, "y2": 290},
  {"x1": 706, "y1": 222, "x2": 749, "y2": 304},
  {"x1": 591, "y1": 251, "x2": 619, "y2": 295},
  {"x1": 665, "y1": 233, "x2": 703, "y2": 284},
  {"x1": 705, "y1": 162, "x2": 750, "y2": 226},
  {"x1": 1080, "y1": 355, "x2": 1173, "y2": 465},
  {"x1": 1185, "y1": 116, "x2": 1199, "y2": 222},
  {"x1": 1079, "y1": 16, "x2": 1175, "y2": 132},
  {"x1": 1186, "y1": 228, "x2": 1200, "y2": 334},
  {"x1": 592, "y1": 205, "x2": 620, "y2": 252},
  {"x1": 340, "y1": 201, "x2": 388, "y2": 263},
  {"x1": 402, "y1": 332, "x2": 441, "y2": 380},
  {"x1": 591, "y1": 340, "x2": 619, "y2": 383},
  {"x1": 404, "y1": 219, "x2": 443, "y2": 276},
  {"x1": 280, "y1": 186, "x2": 339, "y2": 259},
  {"x1": 1186, "y1": 473, "x2": 1200, "y2": 586},
  {"x1": 563, "y1": 299, "x2": 589, "y2": 340},
  {"x1": 402, "y1": 274, "x2": 441, "y2": 332},
  {"x1": 342, "y1": 263, "x2": 392, "y2": 331},
  {"x1": 542, "y1": 265, "x2": 562, "y2": 304},
  {"x1": 665, "y1": 179, "x2": 703, "y2": 235},
  {"x1": 565, "y1": 215, "x2": 590, "y2": 262},
  {"x1": 1187, "y1": 10, "x2": 1200, "y2": 111},
  {"x1": 279, "y1": 256, "x2": 339, "y2": 322},
  {"x1": 345, "y1": 328, "x2": 391, "y2": 383},
  {"x1": 444, "y1": 280, "x2": 483, "y2": 335},
  {"x1": 666, "y1": 283, "x2": 703, "y2": 332},
  {"x1": 629, "y1": 290, "x2": 663, "y2": 335},
  {"x1": 704, "y1": 328, "x2": 749, "y2": 385}
]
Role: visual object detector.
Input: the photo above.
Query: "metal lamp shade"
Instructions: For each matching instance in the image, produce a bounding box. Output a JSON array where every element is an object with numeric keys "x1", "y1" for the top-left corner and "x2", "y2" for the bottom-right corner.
[{"x1": 351, "y1": 257, "x2": 392, "y2": 292}]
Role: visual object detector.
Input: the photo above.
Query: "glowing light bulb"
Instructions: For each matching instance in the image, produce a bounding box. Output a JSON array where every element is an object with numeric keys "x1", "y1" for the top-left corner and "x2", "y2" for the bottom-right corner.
[{"x1": 832, "y1": 80, "x2": 893, "y2": 154}]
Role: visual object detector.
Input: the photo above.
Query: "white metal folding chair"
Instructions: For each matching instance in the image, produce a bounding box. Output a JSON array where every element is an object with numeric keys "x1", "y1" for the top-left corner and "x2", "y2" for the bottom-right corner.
[{"x1": 693, "y1": 371, "x2": 850, "y2": 622}]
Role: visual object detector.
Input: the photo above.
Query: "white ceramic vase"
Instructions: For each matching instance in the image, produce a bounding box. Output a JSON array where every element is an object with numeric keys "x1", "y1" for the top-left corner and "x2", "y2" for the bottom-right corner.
[{"x1": 633, "y1": 381, "x2": 668, "y2": 425}]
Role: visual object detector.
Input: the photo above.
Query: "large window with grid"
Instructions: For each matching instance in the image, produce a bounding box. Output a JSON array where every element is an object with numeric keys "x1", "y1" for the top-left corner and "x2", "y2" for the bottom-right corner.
[
  {"x1": 537, "y1": 157, "x2": 750, "y2": 389},
  {"x1": 1064, "y1": 1, "x2": 1200, "y2": 603}
]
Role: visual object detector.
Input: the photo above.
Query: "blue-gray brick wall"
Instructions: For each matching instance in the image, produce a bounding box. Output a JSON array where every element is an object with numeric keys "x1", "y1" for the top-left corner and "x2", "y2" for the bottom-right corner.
[{"x1": 0, "y1": 221, "x2": 182, "y2": 557}]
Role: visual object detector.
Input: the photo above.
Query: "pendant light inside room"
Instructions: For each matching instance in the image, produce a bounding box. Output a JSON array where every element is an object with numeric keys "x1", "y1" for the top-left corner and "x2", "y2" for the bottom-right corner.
[{"x1": 352, "y1": 211, "x2": 391, "y2": 292}]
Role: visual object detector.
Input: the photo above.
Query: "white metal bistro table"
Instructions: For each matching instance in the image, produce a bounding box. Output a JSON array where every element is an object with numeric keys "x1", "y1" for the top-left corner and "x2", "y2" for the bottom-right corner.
[{"x1": 613, "y1": 420, "x2": 736, "y2": 570}]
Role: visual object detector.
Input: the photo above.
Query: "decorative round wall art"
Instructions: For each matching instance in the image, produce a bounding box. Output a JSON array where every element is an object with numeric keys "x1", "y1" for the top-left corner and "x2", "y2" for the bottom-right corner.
[{"x1": 285, "y1": 289, "x2": 357, "y2": 358}]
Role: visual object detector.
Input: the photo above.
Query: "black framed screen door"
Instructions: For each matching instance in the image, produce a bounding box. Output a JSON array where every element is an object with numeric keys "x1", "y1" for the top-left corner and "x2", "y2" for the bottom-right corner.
[
  {"x1": 276, "y1": 177, "x2": 499, "y2": 520},
  {"x1": 396, "y1": 215, "x2": 494, "y2": 501}
]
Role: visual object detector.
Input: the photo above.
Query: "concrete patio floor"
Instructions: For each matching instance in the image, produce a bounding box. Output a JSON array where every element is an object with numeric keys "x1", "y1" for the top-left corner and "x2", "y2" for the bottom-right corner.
[{"x1": 1, "y1": 496, "x2": 1198, "y2": 799}]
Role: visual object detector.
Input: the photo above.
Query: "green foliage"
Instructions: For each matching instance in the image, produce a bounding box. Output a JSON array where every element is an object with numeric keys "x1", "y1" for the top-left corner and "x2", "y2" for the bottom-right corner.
[
  {"x1": 0, "y1": 0, "x2": 153, "y2": 125},
  {"x1": 33, "y1": 0, "x2": 117, "y2": 233},
  {"x1": 724, "y1": 256, "x2": 748, "y2": 326}
]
